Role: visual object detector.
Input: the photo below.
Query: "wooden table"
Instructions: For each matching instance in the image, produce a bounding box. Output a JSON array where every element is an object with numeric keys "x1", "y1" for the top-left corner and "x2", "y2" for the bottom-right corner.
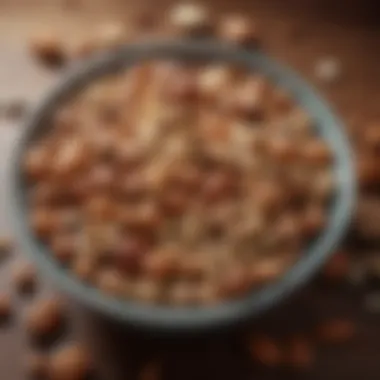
[{"x1": 1, "y1": 1, "x2": 380, "y2": 379}]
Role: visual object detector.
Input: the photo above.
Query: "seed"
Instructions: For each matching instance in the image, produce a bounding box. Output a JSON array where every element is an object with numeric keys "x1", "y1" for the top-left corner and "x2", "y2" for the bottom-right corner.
[
  {"x1": 12, "y1": 261, "x2": 37, "y2": 294},
  {"x1": 48, "y1": 343, "x2": 91, "y2": 380},
  {"x1": 29, "y1": 31, "x2": 65, "y2": 67},
  {"x1": 249, "y1": 336, "x2": 282, "y2": 367},
  {"x1": 25, "y1": 298, "x2": 63, "y2": 339},
  {"x1": 316, "y1": 319, "x2": 355, "y2": 344},
  {"x1": 219, "y1": 15, "x2": 260, "y2": 47},
  {"x1": 0, "y1": 293, "x2": 11, "y2": 321},
  {"x1": 26, "y1": 352, "x2": 49, "y2": 379}
]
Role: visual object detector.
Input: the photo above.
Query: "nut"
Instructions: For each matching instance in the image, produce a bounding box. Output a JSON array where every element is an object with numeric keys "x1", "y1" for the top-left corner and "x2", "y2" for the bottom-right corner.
[
  {"x1": 168, "y1": 3, "x2": 212, "y2": 36},
  {"x1": 25, "y1": 298, "x2": 63, "y2": 339},
  {"x1": 250, "y1": 336, "x2": 282, "y2": 367},
  {"x1": 12, "y1": 261, "x2": 37, "y2": 294},
  {"x1": 29, "y1": 31, "x2": 65, "y2": 66},
  {"x1": 219, "y1": 15, "x2": 260, "y2": 47},
  {"x1": 316, "y1": 319, "x2": 356, "y2": 344}
]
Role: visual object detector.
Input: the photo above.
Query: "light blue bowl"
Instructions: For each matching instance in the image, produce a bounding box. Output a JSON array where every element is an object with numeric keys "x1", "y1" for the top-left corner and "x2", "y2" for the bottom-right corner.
[{"x1": 9, "y1": 40, "x2": 356, "y2": 333}]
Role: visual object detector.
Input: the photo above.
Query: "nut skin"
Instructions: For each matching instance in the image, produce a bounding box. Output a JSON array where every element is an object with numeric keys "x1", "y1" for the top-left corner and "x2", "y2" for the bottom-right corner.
[{"x1": 48, "y1": 343, "x2": 91, "y2": 380}]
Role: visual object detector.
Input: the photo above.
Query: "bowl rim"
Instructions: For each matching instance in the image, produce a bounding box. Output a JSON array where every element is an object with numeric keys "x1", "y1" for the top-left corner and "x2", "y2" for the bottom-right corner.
[{"x1": 9, "y1": 39, "x2": 356, "y2": 332}]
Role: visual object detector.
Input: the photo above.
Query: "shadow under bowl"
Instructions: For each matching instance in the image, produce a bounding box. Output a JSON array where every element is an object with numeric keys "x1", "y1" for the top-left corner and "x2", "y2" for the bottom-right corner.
[{"x1": 9, "y1": 39, "x2": 356, "y2": 334}]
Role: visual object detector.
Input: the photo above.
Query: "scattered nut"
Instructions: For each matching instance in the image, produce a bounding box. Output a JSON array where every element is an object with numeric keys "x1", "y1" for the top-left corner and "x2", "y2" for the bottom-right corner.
[
  {"x1": 314, "y1": 57, "x2": 341, "y2": 84},
  {"x1": 168, "y1": 3, "x2": 212, "y2": 36},
  {"x1": 218, "y1": 15, "x2": 260, "y2": 47},
  {"x1": 29, "y1": 31, "x2": 66, "y2": 67},
  {"x1": 249, "y1": 336, "x2": 282, "y2": 367},
  {"x1": 49, "y1": 343, "x2": 91, "y2": 380},
  {"x1": 12, "y1": 261, "x2": 37, "y2": 294},
  {"x1": 25, "y1": 298, "x2": 64, "y2": 339},
  {"x1": 316, "y1": 319, "x2": 356, "y2": 344}
]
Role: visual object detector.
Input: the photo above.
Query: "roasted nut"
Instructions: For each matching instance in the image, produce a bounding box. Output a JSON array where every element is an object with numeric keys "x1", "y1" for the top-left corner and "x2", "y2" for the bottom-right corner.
[
  {"x1": 96, "y1": 269, "x2": 124, "y2": 296},
  {"x1": 218, "y1": 266, "x2": 251, "y2": 298},
  {"x1": 357, "y1": 154, "x2": 380, "y2": 187},
  {"x1": 51, "y1": 234, "x2": 75, "y2": 264},
  {"x1": 250, "y1": 336, "x2": 282, "y2": 367},
  {"x1": 26, "y1": 298, "x2": 63, "y2": 339},
  {"x1": 72, "y1": 256, "x2": 95, "y2": 282},
  {"x1": 24, "y1": 147, "x2": 50, "y2": 179},
  {"x1": 364, "y1": 123, "x2": 380, "y2": 151},
  {"x1": 302, "y1": 139, "x2": 332, "y2": 166},
  {"x1": 26, "y1": 352, "x2": 49, "y2": 379},
  {"x1": 168, "y1": 3, "x2": 212, "y2": 36},
  {"x1": 48, "y1": 343, "x2": 91, "y2": 380},
  {"x1": 30, "y1": 209, "x2": 57, "y2": 239},
  {"x1": 316, "y1": 319, "x2": 356, "y2": 344},
  {"x1": 12, "y1": 261, "x2": 37, "y2": 293},
  {"x1": 29, "y1": 31, "x2": 65, "y2": 66},
  {"x1": 143, "y1": 247, "x2": 180, "y2": 280},
  {"x1": 114, "y1": 238, "x2": 148, "y2": 274},
  {"x1": 219, "y1": 15, "x2": 259, "y2": 47},
  {"x1": 301, "y1": 205, "x2": 326, "y2": 237}
]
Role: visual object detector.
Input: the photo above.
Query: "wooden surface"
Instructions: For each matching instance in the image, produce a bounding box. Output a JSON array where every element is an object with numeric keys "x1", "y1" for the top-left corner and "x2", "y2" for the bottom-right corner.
[{"x1": 1, "y1": 1, "x2": 380, "y2": 379}]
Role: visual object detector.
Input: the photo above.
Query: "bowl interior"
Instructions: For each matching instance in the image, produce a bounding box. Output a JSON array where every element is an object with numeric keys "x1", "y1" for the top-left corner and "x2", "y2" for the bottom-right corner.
[{"x1": 9, "y1": 39, "x2": 355, "y2": 332}]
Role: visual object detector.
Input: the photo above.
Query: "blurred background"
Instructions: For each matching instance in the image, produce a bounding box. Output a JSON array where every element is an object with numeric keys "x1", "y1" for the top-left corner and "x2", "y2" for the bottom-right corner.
[{"x1": 1, "y1": 0, "x2": 380, "y2": 379}]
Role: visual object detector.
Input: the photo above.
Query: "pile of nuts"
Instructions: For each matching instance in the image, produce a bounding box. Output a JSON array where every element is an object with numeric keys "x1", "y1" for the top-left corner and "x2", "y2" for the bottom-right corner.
[{"x1": 23, "y1": 57, "x2": 335, "y2": 305}]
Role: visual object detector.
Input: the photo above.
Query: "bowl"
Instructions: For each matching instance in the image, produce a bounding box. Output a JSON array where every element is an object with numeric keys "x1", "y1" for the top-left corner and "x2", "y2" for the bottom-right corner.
[{"x1": 9, "y1": 39, "x2": 355, "y2": 333}]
